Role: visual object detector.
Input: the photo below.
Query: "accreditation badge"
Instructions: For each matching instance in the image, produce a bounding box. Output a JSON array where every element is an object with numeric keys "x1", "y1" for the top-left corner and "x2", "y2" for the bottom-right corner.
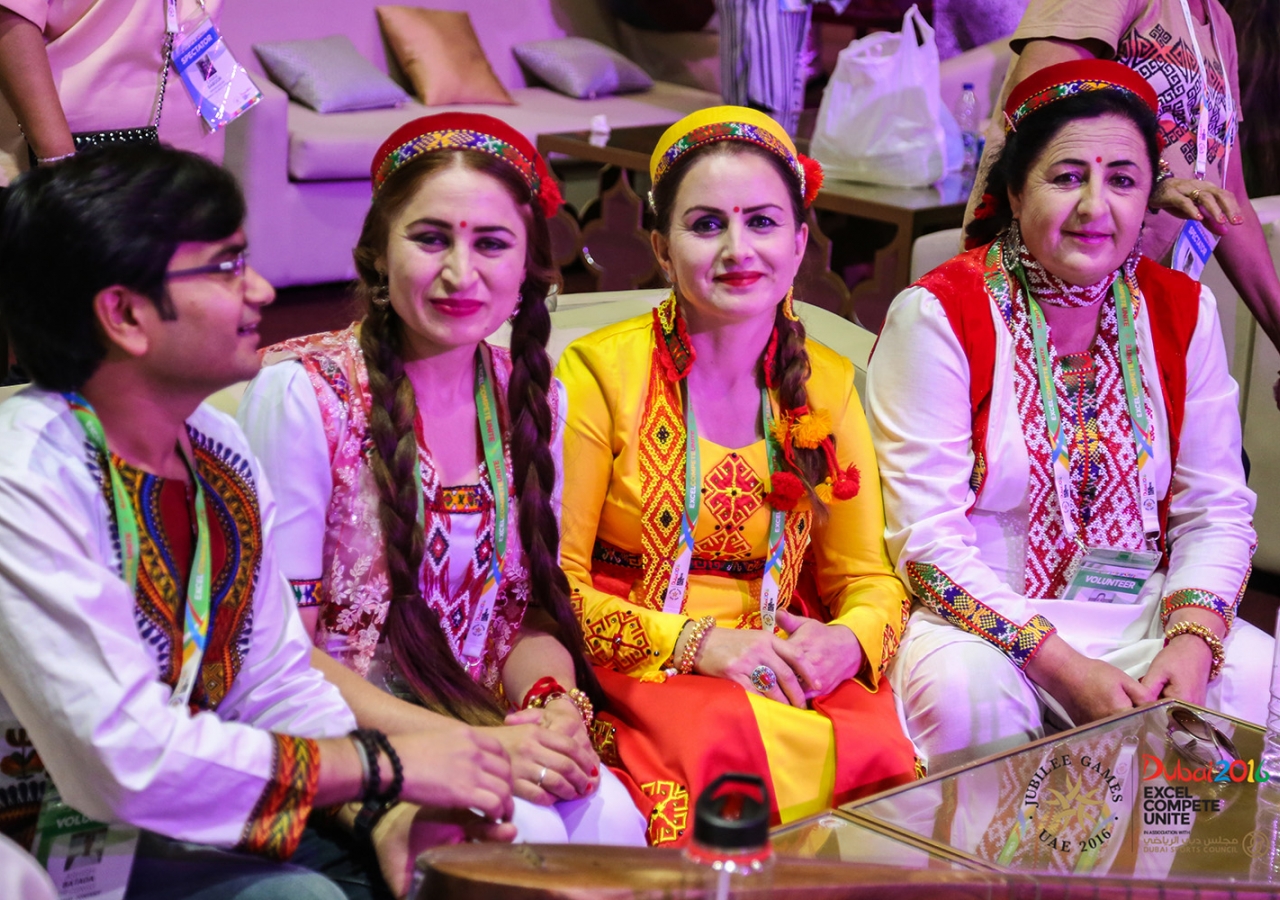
[
  {"x1": 1171, "y1": 219, "x2": 1218, "y2": 281},
  {"x1": 33, "y1": 786, "x2": 138, "y2": 900},
  {"x1": 173, "y1": 17, "x2": 261, "y2": 132},
  {"x1": 1061, "y1": 547, "x2": 1163, "y2": 604}
]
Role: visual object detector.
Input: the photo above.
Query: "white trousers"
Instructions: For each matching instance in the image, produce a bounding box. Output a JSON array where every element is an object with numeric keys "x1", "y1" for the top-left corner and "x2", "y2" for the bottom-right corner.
[
  {"x1": 889, "y1": 596, "x2": 1274, "y2": 772},
  {"x1": 510, "y1": 768, "x2": 647, "y2": 845}
]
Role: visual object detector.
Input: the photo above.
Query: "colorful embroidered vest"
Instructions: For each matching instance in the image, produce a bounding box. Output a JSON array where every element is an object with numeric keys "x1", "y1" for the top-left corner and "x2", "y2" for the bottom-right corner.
[{"x1": 262, "y1": 327, "x2": 539, "y2": 690}]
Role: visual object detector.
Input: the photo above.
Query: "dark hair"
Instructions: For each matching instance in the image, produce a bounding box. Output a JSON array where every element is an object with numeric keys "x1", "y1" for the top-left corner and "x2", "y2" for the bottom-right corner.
[
  {"x1": 1221, "y1": 0, "x2": 1280, "y2": 197},
  {"x1": 965, "y1": 89, "x2": 1161, "y2": 247},
  {"x1": 650, "y1": 141, "x2": 834, "y2": 508},
  {"x1": 353, "y1": 150, "x2": 601, "y2": 725},
  {"x1": 0, "y1": 146, "x2": 245, "y2": 391}
]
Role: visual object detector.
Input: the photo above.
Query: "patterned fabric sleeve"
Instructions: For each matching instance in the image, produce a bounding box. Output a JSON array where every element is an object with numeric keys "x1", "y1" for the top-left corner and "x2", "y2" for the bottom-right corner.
[
  {"x1": 805, "y1": 346, "x2": 913, "y2": 686},
  {"x1": 557, "y1": 339, "x2": 690, "y2": 677},
  {"x1": 1158, "y1": 287, "x2": 1255, "y2": 633},
  {"x1": 289, "y1": 579, "x2": 323, "y2": 609},
  {"x1": 237, "y1": 734, "x2": 321, "y2": 859},
  {"x1": 866, "y1": 286, "x2": 1058, "y2": 670}
]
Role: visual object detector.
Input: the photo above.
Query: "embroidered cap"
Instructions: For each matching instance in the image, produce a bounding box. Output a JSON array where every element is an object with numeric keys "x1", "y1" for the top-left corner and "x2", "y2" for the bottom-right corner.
[
  {"x1": 649, "y1": 105, "x2": 824, "y2": 207},
  {"x1": 1004, "y1": 59, "x2": 1159, "y2": 135},
  {"x1": 370, "y1": 113, "x2": 563, "y2": 218}
]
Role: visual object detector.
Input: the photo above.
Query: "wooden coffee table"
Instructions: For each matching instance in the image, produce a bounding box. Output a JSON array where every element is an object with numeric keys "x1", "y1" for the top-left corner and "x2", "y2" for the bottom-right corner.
[{"x1": 538, "y1": 124, "x2": 969, "y2": 324}]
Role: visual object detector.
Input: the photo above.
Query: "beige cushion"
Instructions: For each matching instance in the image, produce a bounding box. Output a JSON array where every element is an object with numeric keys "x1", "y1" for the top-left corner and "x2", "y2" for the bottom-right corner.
[{"x1": 376, "y1": 7, "x2": 513, "y2": 107}]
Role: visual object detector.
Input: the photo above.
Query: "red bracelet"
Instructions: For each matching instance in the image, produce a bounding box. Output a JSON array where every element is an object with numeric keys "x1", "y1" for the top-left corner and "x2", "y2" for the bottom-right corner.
[{"x1": 521, "y1": 676, "x2": 566, "y2": 710}]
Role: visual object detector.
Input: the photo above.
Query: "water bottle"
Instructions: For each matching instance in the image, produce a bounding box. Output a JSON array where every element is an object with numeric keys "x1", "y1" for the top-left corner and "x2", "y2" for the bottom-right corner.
[
  {"x1": 955, "y1": 82, "x2": 980, "y2": 173},
  {"x1": 683, "y1": 773, "x2": 774, "y2": 900},
  {"x1": 1252, "y1": 609, "x2": 1280, "y2": 881}
]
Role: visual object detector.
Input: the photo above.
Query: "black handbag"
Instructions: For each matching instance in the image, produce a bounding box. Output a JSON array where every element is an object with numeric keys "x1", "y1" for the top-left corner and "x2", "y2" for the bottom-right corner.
[{"x1": 27, "y1": 32, "x2": 171, "y2": 166}]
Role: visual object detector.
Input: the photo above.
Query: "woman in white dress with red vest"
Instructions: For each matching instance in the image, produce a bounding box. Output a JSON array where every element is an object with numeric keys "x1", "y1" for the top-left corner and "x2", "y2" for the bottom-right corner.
[{"x1": 868, "y1": 59, "x2": 1272, "y2": 771}]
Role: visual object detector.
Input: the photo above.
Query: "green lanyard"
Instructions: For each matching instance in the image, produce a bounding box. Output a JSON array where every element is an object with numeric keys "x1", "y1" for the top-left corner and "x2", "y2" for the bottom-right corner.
[
  {"x1": 413, "y1": 350, "x2": 509, "y2": 660},
  {"x1": 664, "y1": 385, "x2": 787, "y2": 631},
  {"x1": 65, "y1": 392, "x2": 212, "y2": 708},
  {"x1": 1013, "y1": 266, "x2": 1161, "y2": 548}
]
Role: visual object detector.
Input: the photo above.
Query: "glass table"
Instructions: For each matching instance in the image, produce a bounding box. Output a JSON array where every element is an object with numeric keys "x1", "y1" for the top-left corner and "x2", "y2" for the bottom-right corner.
[{"x1": 775, "y1": 699, "x2": 1280, "y2": 895}]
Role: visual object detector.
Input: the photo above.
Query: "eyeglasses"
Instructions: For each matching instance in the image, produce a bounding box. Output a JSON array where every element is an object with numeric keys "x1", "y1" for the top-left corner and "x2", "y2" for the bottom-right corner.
[
  {"x1": 166, "y1": 250, "x2": 248, "y2": 281},
  {"x1": 1167, "y1": 706, "x2": 1239, "y2": 768}
]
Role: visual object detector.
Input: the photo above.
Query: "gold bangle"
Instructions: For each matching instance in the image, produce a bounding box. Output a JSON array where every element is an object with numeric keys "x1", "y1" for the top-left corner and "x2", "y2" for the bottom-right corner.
[
  {"x1": 563, "y1": 688, "x2": 594, "y2": 726},
  {"x1": 678, "y1": 616, "x2": 716, "y2": 675},
  {"x1": 1164, "y1": 620, "x2": 1226, "y2": 681}
]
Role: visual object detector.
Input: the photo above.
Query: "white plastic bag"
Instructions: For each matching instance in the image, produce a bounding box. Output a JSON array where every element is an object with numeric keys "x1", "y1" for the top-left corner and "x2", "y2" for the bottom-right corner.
[{"x1": 810, "y1": 5, "x2": 949, "y2": 187}]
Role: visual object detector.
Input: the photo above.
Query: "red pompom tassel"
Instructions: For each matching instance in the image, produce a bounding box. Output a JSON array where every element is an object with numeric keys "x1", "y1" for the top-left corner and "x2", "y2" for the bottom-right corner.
[
  {"x1": 799, "y1": 154, "x2": 824, "y2": 207},
  {"x1": 832, "y1": 464, "x2": 860, "y2": 500},
  {"x1": 973, "y1": 192, "x2": 997, "y2": 221},
  {"x1": 538, "y1": 176, "x2": 564, "y2": 219},
  {"x1": 765, "y1": 471, "x2": 806, "y2": 511}
]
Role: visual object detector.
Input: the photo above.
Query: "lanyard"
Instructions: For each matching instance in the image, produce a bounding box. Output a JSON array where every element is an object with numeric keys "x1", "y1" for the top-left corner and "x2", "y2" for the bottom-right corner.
[
  {"x1": 1012, "y1": 269, "x2": 1161, "y2": 551},
  {"x1": 414, "y1": 351, "x2": 509, "y2": 660},
  {"x1": 662, "y1": 386, "x2": 787, "y2": 632},
  {"x1": 65, "y1": 393, "x2": 213, "y2": 708},
  {"x1": 1176, "y1": 0, "x2": 1234, "y2": 181}
]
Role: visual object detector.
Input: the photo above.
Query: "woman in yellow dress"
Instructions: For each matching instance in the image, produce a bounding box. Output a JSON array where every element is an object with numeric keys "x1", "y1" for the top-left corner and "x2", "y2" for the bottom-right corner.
[{"x1": 556, "y1": 107, "x2": 918, "y2": 846}]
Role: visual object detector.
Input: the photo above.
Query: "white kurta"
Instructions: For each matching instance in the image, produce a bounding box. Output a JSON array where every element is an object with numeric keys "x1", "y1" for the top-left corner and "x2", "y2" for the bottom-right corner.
[
  {"x1": 0, "y1": 388, "x2": 355, "y2": 847},
  {"x1": 867, "y1": 280, "x2": 1269, "y2": 767}
]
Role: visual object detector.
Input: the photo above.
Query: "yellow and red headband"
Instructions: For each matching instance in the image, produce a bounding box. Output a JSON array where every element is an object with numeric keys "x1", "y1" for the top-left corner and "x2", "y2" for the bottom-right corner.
[
  {"x1": 370, "y1": 113, "x2": 563, "y2": 218},
  {"x1": 650, "y1": 106, "x2": 823, "y2": 207},
  {"x1": 1004, "y1": 59, "x2": 1160, "y2": 137}
]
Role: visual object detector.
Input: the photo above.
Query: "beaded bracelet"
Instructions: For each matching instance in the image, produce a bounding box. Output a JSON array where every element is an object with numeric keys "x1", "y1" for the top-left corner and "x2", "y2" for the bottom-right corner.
[
  {"x1": 522, "y1": 676, "x2": 566, "y2": 711},
  {"x1": 349, "y1": 728, "x2": 403, "y2": 844},
  {"x1": 1164, "y1": 620, "x2": 1226, "y2": 681},
  {"x1": 36, "y1": 151, "x2": 76, "y2": 166},
  {"x1": 522, "y1": 678, "x2": 594, "y2": 726},
  {"x1": 678, "y1": 616, "x2": 717, "y2": 675}
]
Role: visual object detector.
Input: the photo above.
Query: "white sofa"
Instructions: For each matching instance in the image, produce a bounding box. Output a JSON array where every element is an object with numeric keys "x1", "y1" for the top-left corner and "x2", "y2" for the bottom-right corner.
[{"x1": 219, "y1": 0, "x2": 720, "y2": 289}]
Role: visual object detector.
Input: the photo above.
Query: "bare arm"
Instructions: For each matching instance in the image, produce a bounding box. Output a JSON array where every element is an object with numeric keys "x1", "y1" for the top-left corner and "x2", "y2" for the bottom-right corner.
[
  {"x1": 0, "y1": 9, "x2": 72, "y2": 160},
  {"x1": 962, "y1": 39, "x2": 1101, "y2": 242},
  {"x1": 499, "y1": 608, "x2": 580, "y2": 703},
  {"x1": 1212, "y1": 141, "x2": 1280, "y2": 354}
]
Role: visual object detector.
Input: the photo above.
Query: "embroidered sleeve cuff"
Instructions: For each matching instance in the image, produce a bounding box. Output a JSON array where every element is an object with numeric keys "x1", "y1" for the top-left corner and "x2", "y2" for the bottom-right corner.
[
  {"x1": 1161, "y1": 588, "x2": 1235, "y2": 631},
  {"x1": 289, "y1": 579, "x2": 323, "y2": 609},
  {"x1": 828, "y1": 608, "x2": 895, "y2": 690},
  {"x1": 906, "y1": 561, "x2": 1056, "y2": 670},
  {"x1": 237, "y1": 734, "x2": 320, "y2": 860},
  {"x1": 578, "y1": 598, "x2": 684, "y2": 676}
]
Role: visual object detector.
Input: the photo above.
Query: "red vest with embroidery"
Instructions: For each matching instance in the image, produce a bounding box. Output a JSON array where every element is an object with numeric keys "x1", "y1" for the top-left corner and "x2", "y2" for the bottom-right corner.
[{"x1": 914, "y1": 244, "x2": 1201, "y2": 555}]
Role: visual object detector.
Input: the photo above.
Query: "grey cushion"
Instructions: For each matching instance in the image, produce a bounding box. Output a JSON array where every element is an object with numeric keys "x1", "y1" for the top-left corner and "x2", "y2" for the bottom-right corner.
[
  {"x1": 253, "y1": 35, "x2": 409, "y2": 113},
  {"x1": 513, "y1": 37, "x2": 653, "y2": 100}
]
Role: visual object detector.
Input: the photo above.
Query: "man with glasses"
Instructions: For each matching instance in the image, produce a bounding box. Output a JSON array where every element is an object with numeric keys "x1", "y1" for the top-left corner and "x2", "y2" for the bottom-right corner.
[{"x1": 0, "y1": 145, "x2": 516, "y2": 899}]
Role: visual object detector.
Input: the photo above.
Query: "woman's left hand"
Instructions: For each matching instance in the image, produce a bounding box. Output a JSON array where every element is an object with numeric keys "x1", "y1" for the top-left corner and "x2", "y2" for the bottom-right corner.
[
  {"x1": 1149, "y1": 177, "x2": 1243, "y2": 235},
  {"x1": 1139, "y1": 634, "x2": 1213, "y2": 708},
  {"x1": 773, "y1": 608, "x2": 867, "y2": 700}
]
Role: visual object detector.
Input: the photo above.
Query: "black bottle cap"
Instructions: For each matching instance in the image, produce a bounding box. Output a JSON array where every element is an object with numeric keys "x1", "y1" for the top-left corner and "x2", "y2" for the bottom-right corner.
[{"x1": 692, "y1": 773, "x2": 771, "y2": 850}]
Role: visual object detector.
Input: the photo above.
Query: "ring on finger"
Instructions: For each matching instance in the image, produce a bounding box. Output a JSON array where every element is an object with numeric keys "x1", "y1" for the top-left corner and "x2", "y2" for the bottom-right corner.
[
  {"x1": 536, "y1": 765, "x2": 548, "y2": 788},
  {"x1": 750, "y1": 664, "x2": 778, "y2": 694},
  {"x1": 1190, "y1": 188, "x2": 1203, "y2": 204}
]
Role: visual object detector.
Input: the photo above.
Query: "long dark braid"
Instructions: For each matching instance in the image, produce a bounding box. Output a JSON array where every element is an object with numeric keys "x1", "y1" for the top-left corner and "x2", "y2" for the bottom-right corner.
[
  {"x1": 506, "y1": 254, "x2": 604, "y2": 707},
  {"x1": 767, "y1": 304, "x2": 833, "y2": 512},
  {"x1": 358, "y1": 302, "x2": 507, "y2": 725}
]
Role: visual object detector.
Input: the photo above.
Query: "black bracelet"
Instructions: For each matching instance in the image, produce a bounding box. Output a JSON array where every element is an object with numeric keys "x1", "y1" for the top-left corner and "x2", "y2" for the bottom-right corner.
[
  {"x1": 350, "y1": 728, "x2": 403, "y2": 845},
  {"x1": 349, "y1": 729, "x2": 382, "y2": 803}
]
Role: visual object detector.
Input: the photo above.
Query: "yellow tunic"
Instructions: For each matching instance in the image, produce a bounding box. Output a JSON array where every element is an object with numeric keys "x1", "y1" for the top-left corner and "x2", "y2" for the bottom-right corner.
[{"x1": 557, "y1": 312, "x2": 912, "y2": 821}]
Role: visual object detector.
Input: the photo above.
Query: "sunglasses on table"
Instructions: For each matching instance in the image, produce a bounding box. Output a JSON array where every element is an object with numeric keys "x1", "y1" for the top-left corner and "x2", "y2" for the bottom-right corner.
[{"x1": 1166, "y1": 706, "x2": 1239, "y2": 769}]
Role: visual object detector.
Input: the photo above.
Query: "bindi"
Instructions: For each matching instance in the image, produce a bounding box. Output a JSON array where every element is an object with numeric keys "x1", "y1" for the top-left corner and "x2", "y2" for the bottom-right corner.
[
  {"x1": 733, "y1": 206, "x2": 740, "y2": 212},
  {"x1": 1096, "y1": 157, "x2": 1103, "y2": 163},
  {"x1": 459, "y1": 220, "x2": 467, "y2": 228}
]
